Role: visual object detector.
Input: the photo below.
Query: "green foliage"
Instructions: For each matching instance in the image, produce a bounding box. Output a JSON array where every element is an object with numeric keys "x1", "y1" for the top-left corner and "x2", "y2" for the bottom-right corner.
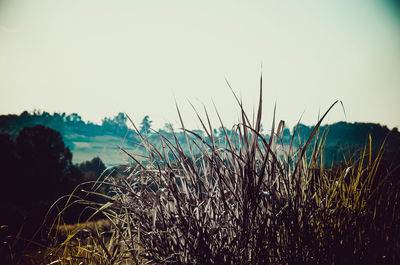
[
  {"x1": 101, "y1": 112, "x2": 128, "y2": 133},
  {"x1": 139, "y1": 115, "x2": 152, "y2": 134},
  {"x1": 291, "y1": 121, "x2": 400, "y2": 166}
]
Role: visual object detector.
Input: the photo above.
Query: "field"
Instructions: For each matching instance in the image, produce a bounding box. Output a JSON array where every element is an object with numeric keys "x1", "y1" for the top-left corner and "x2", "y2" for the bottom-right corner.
[{"x1": 65, "y1": 134, "x2": 138, "y2": 166}]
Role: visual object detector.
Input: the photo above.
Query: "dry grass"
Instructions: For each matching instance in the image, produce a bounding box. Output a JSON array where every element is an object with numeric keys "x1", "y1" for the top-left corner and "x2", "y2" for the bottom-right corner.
[{"x1": 12, "y1": 76, "x2": 400, "y2": 264}]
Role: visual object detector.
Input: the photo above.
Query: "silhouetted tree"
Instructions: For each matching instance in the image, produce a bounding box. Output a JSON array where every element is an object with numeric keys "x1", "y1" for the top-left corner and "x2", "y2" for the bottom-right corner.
[
  {"x1": 79, "y1": 156, "x2": 106, "y2": 180},
  {"x1": 16, "y1": 125, "x2": 73, "y2": 202},
  {"x1": 0, "y1": 134, "x2": 19, "y2": 203},
  {"x1": 0, "y1": 126, "x2": 85, "y2": 250}
]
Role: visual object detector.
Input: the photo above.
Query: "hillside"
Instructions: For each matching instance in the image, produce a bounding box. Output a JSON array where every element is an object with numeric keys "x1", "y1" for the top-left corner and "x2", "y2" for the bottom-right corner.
[
  {"x1": 1, "y1": 111, "x2": 399, "y2": 167},
  {"x1": 0, "y1": 111, "x2": 196, "y2": 166},
  {"x1": 290, "y1": 122, "x2": 400, "y2": 166}
]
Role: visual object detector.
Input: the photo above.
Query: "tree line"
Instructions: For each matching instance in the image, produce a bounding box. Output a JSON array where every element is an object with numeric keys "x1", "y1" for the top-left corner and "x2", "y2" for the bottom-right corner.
[{"x1": 1, "y1": 110, "x2": 399, "y2": 167}]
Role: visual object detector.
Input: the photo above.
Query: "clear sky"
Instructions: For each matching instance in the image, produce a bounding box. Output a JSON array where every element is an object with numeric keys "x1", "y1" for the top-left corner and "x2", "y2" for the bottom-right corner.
[{"x1": 1, "y1": 0, "x2": 399, "y2": 131}]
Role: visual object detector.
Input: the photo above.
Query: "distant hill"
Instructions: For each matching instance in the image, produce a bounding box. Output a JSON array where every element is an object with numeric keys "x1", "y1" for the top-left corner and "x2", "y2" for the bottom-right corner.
[
  {"x1": 0, "y1": 111, "x2": 196, "y2": 166},
  {"x1": 289, "y1": 122, "x2": 400, "y2": 166},
  {"x1": 1, "y1": 111, "x2": 399, "y2": 167},
  {"x1": 0, "y1": 111, "x2": 137, "y2": 166}
]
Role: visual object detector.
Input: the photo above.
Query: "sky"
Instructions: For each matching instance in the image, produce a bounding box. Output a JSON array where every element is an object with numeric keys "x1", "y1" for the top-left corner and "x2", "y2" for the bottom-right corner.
[{"x1": 1, "y1": 0, "x2": 400, "y2": 132}]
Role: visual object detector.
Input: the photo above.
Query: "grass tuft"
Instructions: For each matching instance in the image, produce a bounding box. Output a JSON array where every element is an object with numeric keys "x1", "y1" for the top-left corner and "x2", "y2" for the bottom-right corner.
[{"x1": 13, "y1": 76, "x2": 399, "y2": 264}]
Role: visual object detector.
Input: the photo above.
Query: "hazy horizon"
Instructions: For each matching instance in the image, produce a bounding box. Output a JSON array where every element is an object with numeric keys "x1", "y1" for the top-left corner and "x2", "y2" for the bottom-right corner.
[{"x1": 1, "y1": 0, "x2": 399, "y2": 131}]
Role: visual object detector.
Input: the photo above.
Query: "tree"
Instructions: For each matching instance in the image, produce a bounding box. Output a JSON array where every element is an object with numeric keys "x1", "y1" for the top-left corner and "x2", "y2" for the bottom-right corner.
[
  {"x1": 140, "y1": 115, "x2": 152, "y2": 134},
  {"x1": 16, "y1": 125, "x2": 73, "y2": 201},
  {"x1": 102, "y1": 113, "x2": 128, "y2": 133},
  {"x1": 0, "y1": 134, "x2": 19, "y2": 203},
  {"x1": 0, "y1": 126, "x2": 82, "y2": 241},
  {"x1": 164, "y1": 122, "x2": 174, "y2": 133},
  {"x1": 79, "y1": 156, "x2": 106, "y2": 179},
  {"x1": 114, "y1": 112, "x2": 128, "y2": 131},
  {"x1": 66, "y1": 113, "x2": 84, "y2": 125},
  {"x1": 282, "y1": 127, "x2": 291, "y2": 143}
]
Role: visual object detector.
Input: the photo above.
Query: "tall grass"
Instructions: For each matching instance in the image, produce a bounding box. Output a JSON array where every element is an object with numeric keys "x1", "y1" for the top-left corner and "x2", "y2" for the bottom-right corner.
[{"x1": 23, "y1": 77, "x2": 399, "y2": 264}]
